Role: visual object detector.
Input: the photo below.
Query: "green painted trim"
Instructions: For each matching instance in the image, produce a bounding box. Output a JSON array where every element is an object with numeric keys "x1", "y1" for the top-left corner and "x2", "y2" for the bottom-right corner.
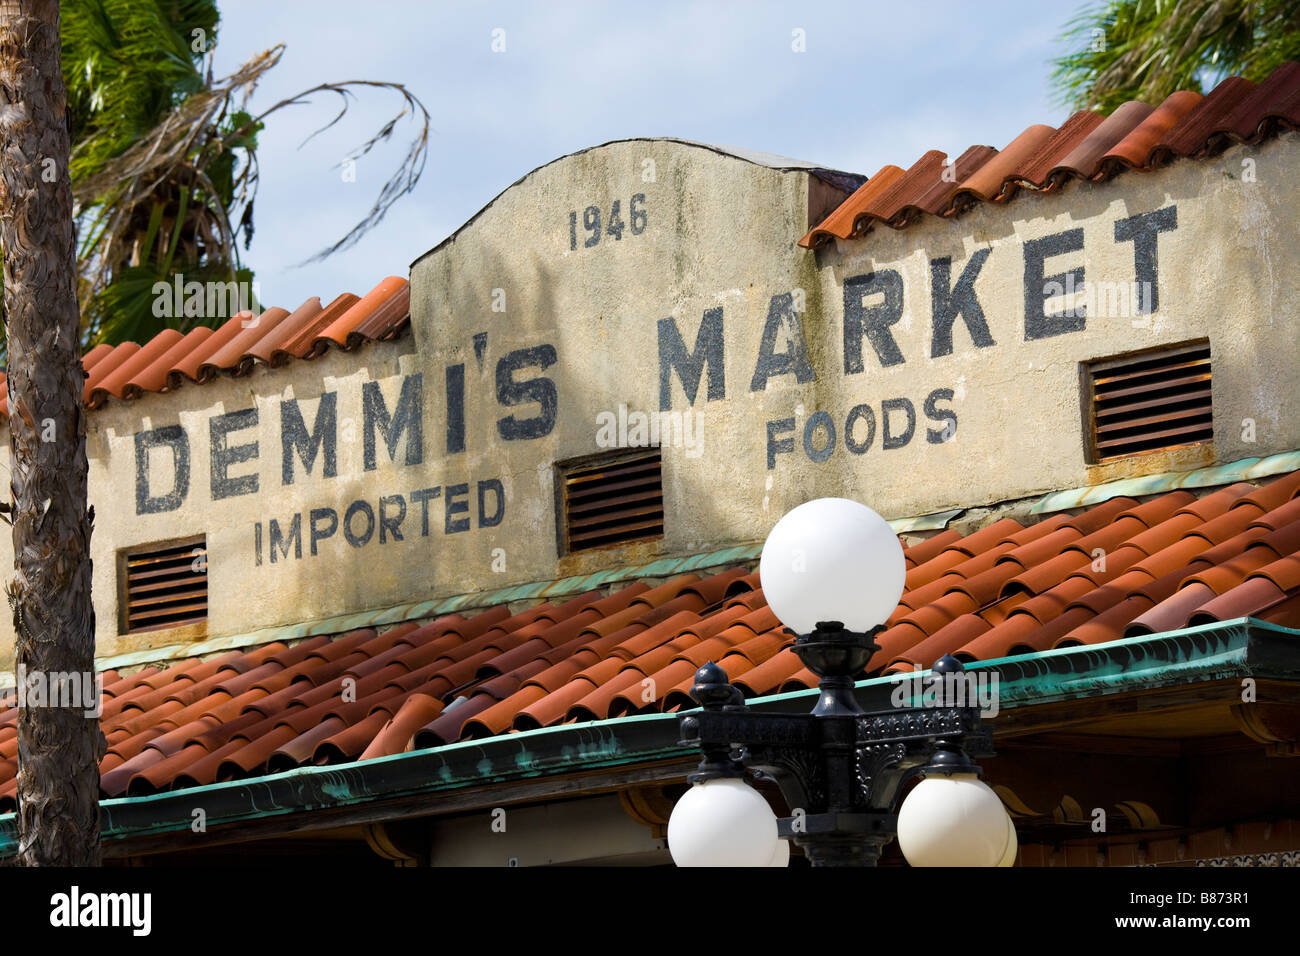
[
  {"x1": 890, "y1": 509, "x2": 963, "y2": 533},
  {"x1": 1030, "y1": 450, "x2": 1300, "y2": 515},
  {"x1": 3, "y1": 616, "x2": 1296, "y2": 856}
]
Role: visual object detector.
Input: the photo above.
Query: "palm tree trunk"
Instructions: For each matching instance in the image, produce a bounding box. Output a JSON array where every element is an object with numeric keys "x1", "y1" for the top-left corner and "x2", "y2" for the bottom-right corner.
[{"x1": 0, "y1": 0, "x2": 103, "y2": 866}]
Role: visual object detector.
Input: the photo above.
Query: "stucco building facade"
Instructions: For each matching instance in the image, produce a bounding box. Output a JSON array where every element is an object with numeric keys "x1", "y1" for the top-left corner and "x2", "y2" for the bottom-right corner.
[{"x1": 2, "y1": 66, "x2": 1299, "y2": 866}]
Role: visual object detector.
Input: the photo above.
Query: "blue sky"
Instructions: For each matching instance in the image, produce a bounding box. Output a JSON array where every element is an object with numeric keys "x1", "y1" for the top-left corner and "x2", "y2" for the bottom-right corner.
[{"x1": 212, "y1": 0, "x2": 1085, "y2": 310}]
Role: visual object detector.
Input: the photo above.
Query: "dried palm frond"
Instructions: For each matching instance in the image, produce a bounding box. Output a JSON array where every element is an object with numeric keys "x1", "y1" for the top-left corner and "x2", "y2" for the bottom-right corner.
[{"x1": 76, "y1": 38, "x2": 430, "y2": 333}]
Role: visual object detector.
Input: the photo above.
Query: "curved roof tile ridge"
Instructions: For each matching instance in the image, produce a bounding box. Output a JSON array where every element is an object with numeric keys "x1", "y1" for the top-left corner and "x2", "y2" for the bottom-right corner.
[
  {"x1": 8, "y1": 276, "x2": 413, "y2": 416},
  {"x1": 202, "y1": 307, "x2": 291, "y2": 376},
  {"x1": 800, "y1": 61, "x2": 1300, "y2": 249},
  {"x1": 245, "y1": 297, "x2": 323, "y2": 367},
  {"x1": 310, "y1": 276, "x2": 407, "y2": 355}
]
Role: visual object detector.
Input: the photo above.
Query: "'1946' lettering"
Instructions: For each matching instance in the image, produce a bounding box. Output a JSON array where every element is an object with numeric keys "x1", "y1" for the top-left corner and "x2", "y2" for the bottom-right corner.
[{"x1": 568, "y1": 194, "x2": 647, "y2": 250}]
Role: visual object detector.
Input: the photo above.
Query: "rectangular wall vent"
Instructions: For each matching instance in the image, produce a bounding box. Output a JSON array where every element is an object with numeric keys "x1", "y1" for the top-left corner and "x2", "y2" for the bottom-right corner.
[
  {"x1": 1086, "y1": 340, "x2": 1213, "y2": 462},
  {"x1": 559, "y1": 450, "x2": 664, "y2": 553},
  {"x1": 121, "y1": 538, "x2": 208, "y2": 633}
]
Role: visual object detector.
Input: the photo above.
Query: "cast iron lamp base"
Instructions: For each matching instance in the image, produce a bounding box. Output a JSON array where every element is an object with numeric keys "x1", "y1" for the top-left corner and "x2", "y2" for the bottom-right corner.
[{"x1": 677, "y1": 621, "x2": 993, "y2": 867}]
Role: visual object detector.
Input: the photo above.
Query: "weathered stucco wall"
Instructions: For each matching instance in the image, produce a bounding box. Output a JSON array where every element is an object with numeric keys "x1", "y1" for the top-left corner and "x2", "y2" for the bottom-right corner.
[{"x1": 0, "y1": 135, "x2": 1295, "y2": 667}]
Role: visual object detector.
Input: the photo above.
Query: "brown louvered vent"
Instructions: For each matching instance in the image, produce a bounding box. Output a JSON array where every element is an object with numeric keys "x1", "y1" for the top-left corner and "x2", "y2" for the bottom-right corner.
[
  {"x1": 121, "y1": 537, "x2": 208, "y2": 633},
  {"x1": 1086, "y1": 340, "x2": 1213, "y2": 462},
  {"x1": 560, "y1": 450, "x2": 664, "y2": 553}
]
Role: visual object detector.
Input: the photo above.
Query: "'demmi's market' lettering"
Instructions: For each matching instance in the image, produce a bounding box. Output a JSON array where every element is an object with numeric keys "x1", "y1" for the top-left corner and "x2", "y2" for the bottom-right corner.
[
  {"x1": 657, "y1": 207, "x2": 1177, "y2": 468},
  {"x1": 133, "y1": 343, "x2": 558, "y2": 515}
]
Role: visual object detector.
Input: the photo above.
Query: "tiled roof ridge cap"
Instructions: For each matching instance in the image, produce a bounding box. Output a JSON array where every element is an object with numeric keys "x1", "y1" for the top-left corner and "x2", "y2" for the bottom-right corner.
[
  {"x1": 801, "y1": 61, "x2": 1300, "y2": 248},
  {"x1": 0, "y1": 275, "x2": 413, "y2": 422}
]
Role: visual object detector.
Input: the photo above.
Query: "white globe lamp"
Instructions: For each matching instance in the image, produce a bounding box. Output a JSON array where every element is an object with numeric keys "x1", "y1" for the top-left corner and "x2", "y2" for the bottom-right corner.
[
  {"x1": 896, "y1": 773, "x2": 1014, "y2": 867},
  {"x1": 667, "y1": 777, "x2": 780, "y2": 867},
  {"x1": 997, "y1": 814, "x2": 1019, "y2": 867},
  {"x1": 759, "y1": 497, "x2": 905, "y2": 635}
]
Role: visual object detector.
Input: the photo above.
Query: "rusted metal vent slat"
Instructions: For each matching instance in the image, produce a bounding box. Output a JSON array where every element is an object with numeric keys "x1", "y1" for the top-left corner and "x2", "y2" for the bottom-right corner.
[
  {"x1": 561, "y1": 450, "x2": 664, "y2": 553},
  {"x1": 1087, "y1": 341, "x2": 1213, "y2": 462},
  {"x1": 123, "y1": 538, "x2": 207, "y2": 633}
]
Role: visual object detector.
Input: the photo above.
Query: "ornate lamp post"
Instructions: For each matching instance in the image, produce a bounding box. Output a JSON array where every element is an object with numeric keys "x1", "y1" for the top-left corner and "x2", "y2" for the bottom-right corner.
[{"x1": 667, "y1": 498, "x2": 1015, "y2": 868}]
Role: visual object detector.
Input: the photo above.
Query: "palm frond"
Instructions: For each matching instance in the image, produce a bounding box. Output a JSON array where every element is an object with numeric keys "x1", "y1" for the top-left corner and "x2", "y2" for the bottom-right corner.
[{"x1": 1052, "y1": 0, "x2": 1300, "y2": 111}]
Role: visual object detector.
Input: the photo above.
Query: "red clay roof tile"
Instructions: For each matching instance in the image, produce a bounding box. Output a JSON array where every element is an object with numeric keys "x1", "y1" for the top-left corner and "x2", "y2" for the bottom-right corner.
[
  {"x1": 9, "y1": 473, "x2": 1300, "y2": 808},
  {"x1": 82, "y1": 342, "x2": 140, "y2": 403},
  {"x1": 1050, "y1": 100, "x2": 1154, "y2": 181},
  {"x1": 1187, "y1": 576, "x2": 1290, "y2": 626},
  {"x1": 90, "y1": 329, "x2": 185, "y2": 405},
  {"x1": 952, "y1": 123, "x2": 1056, "y2": 206},
  {"x1": 310, "y1": 277, "x2": 407, "y2": 355},
  {"x1": 275, "y1": 292, "x2": 361, "y2": 359},
  {"x1": 801, "y1": 63, "x2": 1300, "y2": 249},
  {"x1": 903, "y1": 529, "x2": 963, "y2": 568},
  {"x1": 348, "y1": 281, "x2": 411, "y2": 346},
  {"x1": 1102, "y1": 90, "x2": 1203, "y2": 170},
  {"x1": 243, "y1": 297, "x2": 322, "y2": 366},
  {"x1": 202, "y1": 307, "x2": 292, "y2": 374},
  {"x1": 40, "y1": 275, "x2": 414, "y2": 420},
  {"x1": 1125, "y1": 581, "x2": 1219, "y2": 637}
]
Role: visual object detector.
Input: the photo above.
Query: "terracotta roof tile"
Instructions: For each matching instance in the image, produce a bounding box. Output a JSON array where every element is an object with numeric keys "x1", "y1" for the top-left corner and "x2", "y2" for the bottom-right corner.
[
  {"x1": 202, "y1": 307, "x2": 291, "y2": 374},
  {"x1": 886, "y1": 613, "x2": 992, "y2": 672},
  {"x1": 869, "y1": 149, "x2": 954, "y2": 223},
  {"x1": 243, "y1": 297, "x2": 322, "y2": 366},
  {"x1": 1249, "y1": 553, "x2": 1300, "y2": 592},
  {"x1": 813, "y1": 164, "x2": 906, "y2": 239},
  {"x1": 1055, "y1": 592, "x2": 1160, "y2": 648},
  {"x1": 124, "y1": 327, "x2": 214, "y2": 397},
  {"x1": 1234, "y1": 469, "x2": 1300, "y2": 512},
  {"x1": 18, "y1": 276, "x2": 413, "y2": 423},
  {"x1": 1125, "y1": 581, "x2": 1219, "y2": 637},
  {"x1": 7, "y1": 474, "x2": 1300, "y2": 808},
  {"x1": 1101, "y1": 90, "x2": 1203, "y2": 170},
  {"x1": 903, "y1": 529, "x2": 962, "y2": 568},
  {"x1": 1050, "y1": 100, "x2": 1154, "y2": 180},
  {"x1": 310, "y1": 277, "x2": 408, "y2": 355},
  {"x1": 1187, "y1": 576, "x2": 1291, "y2": 626},
  {"x1": 1185, "y1": 548, "x2": 1276, "y2": 594},
  {"x1": 273, "y1": 292, "x2": 359, "y2": 359},
  {"x1": 167, "y1": 314, "x2": 247, "y2": 384},
  {"x1": 81, "y1": 342, "x2": 116, "y2": 372},
  {"x1": 800, "y1": 63, "x2": 1300, "y2": 249},
  {"x1": 902, "y1": 543, "x2": 1016, "y2": 611},
  {"x1": 910, "y1": 145, "x2": 999, "y2": 216},
  {"x1": 1187, "y1": 503, "x2": 1265, "y2": 546},
  {"x1": 1254, "y1": 496, "x2": 1300, "y2": 532},
  {"x1": 89, "y1": 329, "x2": 185, "y2": 405},
  {"x1": 779, "y1": 667, "x2": 819, "y2": 692},
  {"x1": 349, "y1": 281, "x2": 411, "y2": 345},
  {"x1": 953, "y1": 123, "x2": 1057, "y2": 205},
  {"x1": 82, "y1": 342, "x2": 140, "y2": 403}
]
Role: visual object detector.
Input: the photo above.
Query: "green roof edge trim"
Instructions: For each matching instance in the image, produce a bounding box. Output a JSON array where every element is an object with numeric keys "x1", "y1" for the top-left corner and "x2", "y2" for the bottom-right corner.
[
  {"x1": 1030, "y1": 450, "x2": 1300, "y2": 515},
  {"x1": 2, "y1": 616, "x2": 1296, "y2": 857}
]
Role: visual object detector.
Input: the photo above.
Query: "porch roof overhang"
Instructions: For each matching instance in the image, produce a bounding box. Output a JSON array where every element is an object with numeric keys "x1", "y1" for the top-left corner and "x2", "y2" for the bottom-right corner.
[{"x1": 2, "y1": 616, "x2": 1296, "y2": 858}]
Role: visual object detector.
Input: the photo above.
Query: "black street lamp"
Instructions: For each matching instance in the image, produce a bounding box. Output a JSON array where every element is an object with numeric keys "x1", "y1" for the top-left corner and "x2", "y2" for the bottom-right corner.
[{"x1": 667, "y1": 498, "x2": 1014, "y2": 868}]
